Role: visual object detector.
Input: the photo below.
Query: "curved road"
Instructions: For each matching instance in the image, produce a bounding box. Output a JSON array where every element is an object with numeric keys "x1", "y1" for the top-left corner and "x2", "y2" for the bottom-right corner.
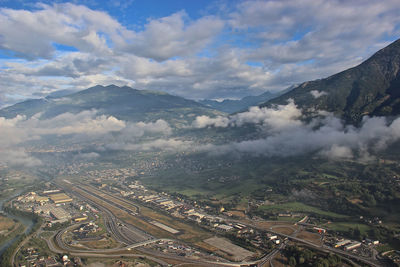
[{"x1": 57, "y1": 181, "x2": 380, "y2": 267}]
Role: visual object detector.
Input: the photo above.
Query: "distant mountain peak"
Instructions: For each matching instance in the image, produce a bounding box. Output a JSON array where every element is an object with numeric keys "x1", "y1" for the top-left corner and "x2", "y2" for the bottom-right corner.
[
  {"x1": 0, "y1": 85, "x2": 223, "y2": 124},
  {"x1": 198, "y1": 88, "x2": 292, "y2": 114}
]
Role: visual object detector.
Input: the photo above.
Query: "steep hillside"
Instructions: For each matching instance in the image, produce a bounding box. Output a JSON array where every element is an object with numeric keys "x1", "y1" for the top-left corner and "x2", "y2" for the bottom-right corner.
[{"x1": 262, "y1": 38, "x2": 400, "y2": 123}]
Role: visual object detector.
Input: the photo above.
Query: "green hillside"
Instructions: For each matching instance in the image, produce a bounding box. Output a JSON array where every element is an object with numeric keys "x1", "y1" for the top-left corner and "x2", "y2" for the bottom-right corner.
[
  {"x1": 0, "y1": 85, "x2": 223, "y2": 124},
  {"x1": 262, "y1": 38, "x2": 400, "y2": 123}
]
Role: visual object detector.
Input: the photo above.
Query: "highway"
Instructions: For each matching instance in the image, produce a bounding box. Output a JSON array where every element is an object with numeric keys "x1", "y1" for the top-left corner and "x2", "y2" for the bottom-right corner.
[
  {"x1": 44, "y1": 231, "x2": 170, "y2": 267},
  {"x1": 79, "y1": 182, "x2": 142, "y2": 213},
  {"x1": 224, "y1": 217, "x2": 383, "y2": 267},
  {"x1": 60, "y1": 182, "x2": 153, "y2": 244},
  {"x1": 54, "y1": 182, "x2": 248, "y2": 266},
  {"x1": 49, "y1": 226, "x2": 247, "y2": 267},
  {"x1": 57, "y1": 181, "x2": 382, "y2": 267},
  {"x1": 246, "y1": 222, "x2": 382, "y2": 267}
]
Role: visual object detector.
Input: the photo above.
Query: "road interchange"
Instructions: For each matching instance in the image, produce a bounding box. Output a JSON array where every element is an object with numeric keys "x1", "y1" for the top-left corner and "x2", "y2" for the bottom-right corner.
[{"x1": 51, "y1": 181, "x2": 383, "y2": 267}]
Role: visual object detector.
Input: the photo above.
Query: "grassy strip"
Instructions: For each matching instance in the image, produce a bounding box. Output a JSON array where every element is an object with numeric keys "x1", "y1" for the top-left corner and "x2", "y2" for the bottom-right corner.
[
  {"x1": 258, "y1": 202, "x2": 347, "y2": 219},
  {"x1": 324, "y1": 222, "x2": 372, "y2": 234}
]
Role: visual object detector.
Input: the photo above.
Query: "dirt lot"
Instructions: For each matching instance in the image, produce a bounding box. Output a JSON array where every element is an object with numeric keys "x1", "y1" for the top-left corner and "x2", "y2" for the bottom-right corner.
[
  {"x1": 81, "y1": 236, "x2": 120, "y2": 249},
  {"x1": 296, "y1": 230, "x2": 323, "y2": 246},
  {"x1": 253, "y1": 220, "x2": 299, "y2": 231},
  {"x1": 227, "y1": 210, "x2": 246, "y2": 218},
  {"x1": 204, "y1": 237, "x2": 254, "y2": 262},
  {"x1": 271, "y1": 226, "x2": 296, "y2": 235},
  {"x1": 0, "y1": 215, "x2": 16, "y2": 232}
]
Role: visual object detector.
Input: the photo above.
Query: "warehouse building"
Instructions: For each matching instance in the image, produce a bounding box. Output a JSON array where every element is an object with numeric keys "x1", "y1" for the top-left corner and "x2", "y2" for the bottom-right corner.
[
  {"x1": 49, "y1": 193, "x2": 73, "y2": 204},
  {"x1": 344, "y1": 242, "x2": 361, "y2": 251},
  {"x1": 50, "y1": 207, "x2": 71, "y2": 221}
]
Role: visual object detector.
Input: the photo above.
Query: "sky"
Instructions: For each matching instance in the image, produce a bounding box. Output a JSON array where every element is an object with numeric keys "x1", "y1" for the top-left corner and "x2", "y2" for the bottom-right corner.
[{"x1": 0, "y1": 0, "x2": 400, "y2": 107}]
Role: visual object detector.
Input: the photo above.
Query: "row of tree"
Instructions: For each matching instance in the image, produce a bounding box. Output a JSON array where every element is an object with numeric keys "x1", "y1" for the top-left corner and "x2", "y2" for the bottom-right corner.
[{"x1": 284, "y1": 245, "x2": 342, "y2": 267}]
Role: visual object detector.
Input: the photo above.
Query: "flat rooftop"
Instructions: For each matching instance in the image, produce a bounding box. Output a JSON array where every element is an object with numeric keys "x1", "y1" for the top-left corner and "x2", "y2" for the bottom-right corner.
[
  {"x1": 49, "y1": 193, "x2": 73, "y2": 203},
  {"x1": 204, "y1": 237, "x2": 254, "y2": 261},
  {"x1": 150, "y1": 221, "x2": 180, "y2": 234}
]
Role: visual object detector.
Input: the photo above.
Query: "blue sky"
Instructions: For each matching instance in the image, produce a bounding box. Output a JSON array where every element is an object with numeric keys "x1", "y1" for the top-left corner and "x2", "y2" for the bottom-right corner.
[
  {"x1": 0, "y1": 0, "x2": 400, "y2": 107},
  {"x1": 0, "y1": 0, "x2": 223, "y2": 30}
]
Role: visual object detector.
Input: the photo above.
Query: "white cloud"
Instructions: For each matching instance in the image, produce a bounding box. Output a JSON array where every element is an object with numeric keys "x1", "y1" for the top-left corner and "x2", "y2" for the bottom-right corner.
[
  {"x1": 0, "y1": 3, "x2": 124, "y2": 59},
  {"x1": 74, "y1": 152, "x2": 100, "y2": 161},
  {"x1": 0, "y1": 1, "x2": 399, "y2": 104},
  {"x1": 191, "y1": 101, "x2": 400, "y2": 160},
  {"x1": 208, "y1": 115, "x2": 400, "y2": 161},
  {"x1": 106, "y1": 138, "x2": 192, "y2": 152},
  {"x1": 0, "y1": 111, "x2": 174, "y2": 146},
  {"x1": 193, "y1": 99, "x2": 302, "y2": 130},
  {"x1": 0, "y1": 110, "x2": 125, "y2": 167},
  {"x1": 320, "y1": 145, "x2": 354, "y2": 159},
  {"x1": 0, "y1": 150, "x2": 42, "y2": 167},
  {"x1": 121, "y1": 11, "x2": 224, "y2": 61},
  {"x1": 0, "y1": 109, "x2": 176, "y2": 167},
  {"x1": 310, "y1": 90, "x2": 328, "y2": 98},
  {"x1": 193, "y1": 115, "x2": 230, "y2": 128}
]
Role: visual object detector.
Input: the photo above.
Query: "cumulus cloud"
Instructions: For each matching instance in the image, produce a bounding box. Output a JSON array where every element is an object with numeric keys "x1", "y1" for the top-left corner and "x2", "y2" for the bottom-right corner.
[
  {"x1": 193, "y1": 115, "x2": 230, "y2": 128},
  {"x1": 30, "y1": 110, "x2": 126, "y2": 136},
  {"x1": 0, "y1": 150, "x2": 42, "y2": 167},
  {"x1": 0, "y1": 1, "x2": 399, "y2": 104},
  {"x1": 190, "y1": 100, "x2": 400, "y2": 160},
  {"x1": 310, "y1": 90, "x2": 328, "y2": 98},
  {"x1": 127, "y1": 119, "x2": 172, "y2": 136},
  {"x1": 73, "y1": 152, "x2": 100, "y2": 161},
  {"x1": 0, "y1": 3, "x2": 121, "y2": 59},
  {"x1": 100, "y1": 119, "x2": 179, "y2": 152},
  {"x1": 0, "y1": 4, "x2": 223, "y2": 62},
  {"x1": 106, "y1": 138, "x2": 192, "y2": 152},
  {"x1": 319, "y1": 145, "x2": 353, "y2": 160},
  {"x1": 0, "y1": 110, "x2": 174, "y2": 167},
  {"x1": 202, "y1": 109, "x2": 400, "y2": 161},
  {"x1": 0, "y1": 110, "x2": 125, "y2": 167},
  {"x1": 0, "y1": 111, "x2": 173, "y2": 144},
  {"x1": 121, "y1": 11, "x2": 224, "y2": 61},
  {"x1": 193, "y1": 99, "x2": 302, "y2": 130}
]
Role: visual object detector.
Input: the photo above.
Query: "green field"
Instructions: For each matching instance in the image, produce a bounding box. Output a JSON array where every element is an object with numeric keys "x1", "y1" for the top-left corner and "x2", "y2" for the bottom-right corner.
[
  {"x1": 258, "y1": 202, "x2": 348, "y2": 219},
  {"x1": 324, "y1": 222, "x2": 372, "y2": 234}
]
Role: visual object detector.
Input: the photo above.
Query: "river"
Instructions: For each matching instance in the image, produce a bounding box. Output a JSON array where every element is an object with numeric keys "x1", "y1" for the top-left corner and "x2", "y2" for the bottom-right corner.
[{"x1": 0, "y1": 191, "x2": 35, "y2": 258}]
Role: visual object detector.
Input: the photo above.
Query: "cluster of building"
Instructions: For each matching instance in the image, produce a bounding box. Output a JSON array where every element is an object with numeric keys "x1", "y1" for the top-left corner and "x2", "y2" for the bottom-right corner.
[
  {"x1": 57, "y1": 162, "x2": 94, "y2": 175},
  {"x1": 17, "y1": 190, "x2": 73, "y2": 206},
  {"x1": 14, "y1": 190, "x2": 88, "y2": 224},
  {"x1": 111, "y1": 181, "x2": 248, "y2": 232},
  {"x1": 360, "y1": 216, "x2": 383, "y2": 225},
  {"x1": 102, "y1": 179, "x2": 282, "y2": 256},
  {"x1": 19, "y1": 247, "x2": 62, "y2": 267},
  {"x1": 332, "y1": 238, "x2": 379, "y2": 252},
  {"x1": 144, "y1": 239, "x2": 223, "y2": 262},
  {"x1": 91, "y1": 176, "x2": 390, "y2": 263},
  {"x1": 335, "y1": 239, "x2": 362, "y2": 251},
  {"x1": 86, "y1": 168, "x2": 137, "y2": 180},
  {"x1": 383, "y1": 250, "x2": 400, "y2": 265},
  {"x1": 18, "y1": 248, "x2": 82, "y2": 267},
  {"x1": 72, "y1": 222, "x2": 100, "y2": 240}
]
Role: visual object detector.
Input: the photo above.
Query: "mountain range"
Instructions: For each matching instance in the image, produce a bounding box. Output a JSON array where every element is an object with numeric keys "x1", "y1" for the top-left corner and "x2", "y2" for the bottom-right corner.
[
  {"x1": 1, "y1": 38, "x2": 400, "y2": 126},
  {"x1": 0, "y1": 85, "x2": 223, "y2": 125}
]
